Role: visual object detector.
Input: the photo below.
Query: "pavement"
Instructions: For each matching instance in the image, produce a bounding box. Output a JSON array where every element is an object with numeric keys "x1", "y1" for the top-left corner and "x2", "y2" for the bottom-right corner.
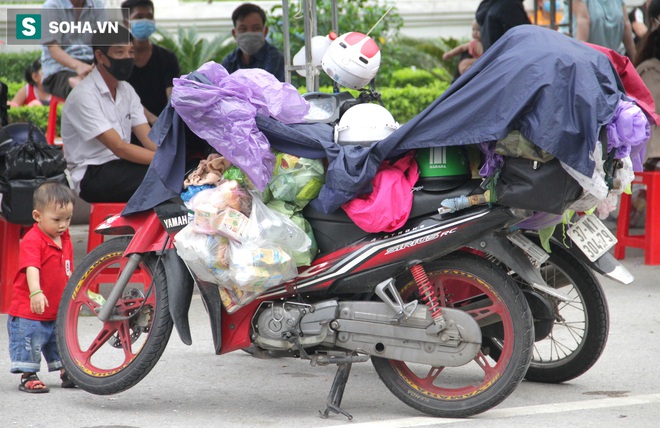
[{"x1": 0, "y1": 222, "x2": 659, "y2": 427}]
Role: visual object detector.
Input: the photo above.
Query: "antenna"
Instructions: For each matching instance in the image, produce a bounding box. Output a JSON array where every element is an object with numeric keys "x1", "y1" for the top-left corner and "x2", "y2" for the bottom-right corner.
[{"x1": 366, "y1": 5, "x2": 394, "y2": 37}]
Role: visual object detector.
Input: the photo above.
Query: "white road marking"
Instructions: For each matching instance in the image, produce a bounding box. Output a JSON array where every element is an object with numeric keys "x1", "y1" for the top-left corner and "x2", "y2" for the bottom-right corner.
[{"x1": 320, "y1": 393, "x2": 660, "y2": 428}]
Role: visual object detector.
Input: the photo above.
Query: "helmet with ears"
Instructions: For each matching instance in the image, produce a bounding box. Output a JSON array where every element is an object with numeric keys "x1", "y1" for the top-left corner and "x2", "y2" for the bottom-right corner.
[
  {"x1": 334, "y1": 103, "x2": 399, "y2": 146},
  {"x1": 321, "y1": 32, "x2": 381, "y2": 89}
]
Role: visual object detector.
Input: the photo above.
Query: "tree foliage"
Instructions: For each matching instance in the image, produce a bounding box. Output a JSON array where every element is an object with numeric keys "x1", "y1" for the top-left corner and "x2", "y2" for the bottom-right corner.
[
  {"x1": 0, "y1": 51, "x2": 42, "y2": 83},
  {"x1": 154, "y1": 27, "x2": 234, "y2": 75}
]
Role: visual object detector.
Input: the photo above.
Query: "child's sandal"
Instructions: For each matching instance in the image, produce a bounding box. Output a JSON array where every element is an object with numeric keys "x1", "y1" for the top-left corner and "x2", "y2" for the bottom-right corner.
[{"x1": 19, "y1": 373, "x2": 50, "y2": 393}]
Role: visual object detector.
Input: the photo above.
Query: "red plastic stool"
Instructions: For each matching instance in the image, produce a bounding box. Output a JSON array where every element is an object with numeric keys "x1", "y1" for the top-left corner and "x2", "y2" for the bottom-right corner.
[
  {"x1": 614, "y1": 171, "x2": 660, "y2": 265},
  {"x1": 87, "y1": 202, "x2": 127, "y2": 253},
  {"x1": 0, "y1": 218, "x2": 29, "y2": 313},
  {"x1": 45, "y1": 96, "x2": 65, "y2": 145}
]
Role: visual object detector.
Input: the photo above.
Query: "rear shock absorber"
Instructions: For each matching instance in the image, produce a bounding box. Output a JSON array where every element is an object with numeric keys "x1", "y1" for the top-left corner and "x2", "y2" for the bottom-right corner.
[{"x1": 411, "y1": 264, "x2": 447, "y2": 332}]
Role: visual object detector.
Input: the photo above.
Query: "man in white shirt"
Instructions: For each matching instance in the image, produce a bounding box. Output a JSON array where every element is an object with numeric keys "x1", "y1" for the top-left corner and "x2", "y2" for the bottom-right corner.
[{"x1": 62, "y1": 25, "x2": 157, "y2": 203}]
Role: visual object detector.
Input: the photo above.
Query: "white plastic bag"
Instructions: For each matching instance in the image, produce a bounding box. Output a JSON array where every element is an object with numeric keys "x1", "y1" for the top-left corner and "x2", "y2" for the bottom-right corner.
[
  {"x1": 244, "y1": 194, "x2": 311, "y2": 256},
  {"x1": 174, "y1": 224, "x2": 231, "y2": 284},
  {"x1": 228, "y1": 241, "x2": 298, "y2": 292}
]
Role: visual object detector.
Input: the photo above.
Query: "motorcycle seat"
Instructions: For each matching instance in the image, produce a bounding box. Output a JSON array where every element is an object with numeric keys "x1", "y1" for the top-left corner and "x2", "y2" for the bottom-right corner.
[{"x1": 303, "y1": 179, "x2": 483, "y2": 254}]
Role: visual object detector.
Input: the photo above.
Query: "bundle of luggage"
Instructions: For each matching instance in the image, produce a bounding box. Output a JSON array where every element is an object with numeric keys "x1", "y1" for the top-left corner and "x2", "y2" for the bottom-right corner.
[{"x1": 173, "y1": 150, "x2": 324, "y2": 311}]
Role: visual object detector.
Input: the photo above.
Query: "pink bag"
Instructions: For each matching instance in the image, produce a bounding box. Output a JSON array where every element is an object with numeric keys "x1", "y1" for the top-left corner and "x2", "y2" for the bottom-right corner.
[{"x1": 342, "y1": 152, "x2": 419, "y2": 233}]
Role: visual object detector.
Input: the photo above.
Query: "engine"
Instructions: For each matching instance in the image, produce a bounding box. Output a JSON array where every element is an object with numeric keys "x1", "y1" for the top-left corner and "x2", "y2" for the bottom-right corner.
[{"x1": 252, "y1": 300, "x2": 339, "y2": 350}]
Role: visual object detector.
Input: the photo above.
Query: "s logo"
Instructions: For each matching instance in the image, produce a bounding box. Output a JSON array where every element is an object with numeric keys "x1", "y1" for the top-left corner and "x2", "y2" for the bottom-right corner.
[{"x1": 16, "y1": 14, "x2": 42, "y2": 40}]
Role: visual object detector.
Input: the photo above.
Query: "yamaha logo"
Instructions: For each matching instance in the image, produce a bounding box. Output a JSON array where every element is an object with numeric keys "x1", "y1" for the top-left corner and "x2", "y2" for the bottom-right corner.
[{"x1": 161, "y1": 215, "x2": 189, "y2": 231}]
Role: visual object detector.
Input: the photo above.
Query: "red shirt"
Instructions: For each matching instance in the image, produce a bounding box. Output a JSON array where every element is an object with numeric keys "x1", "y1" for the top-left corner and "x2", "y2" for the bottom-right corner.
[{"x1": 7, "y1": 225, "x2": 74, "y2": 321}]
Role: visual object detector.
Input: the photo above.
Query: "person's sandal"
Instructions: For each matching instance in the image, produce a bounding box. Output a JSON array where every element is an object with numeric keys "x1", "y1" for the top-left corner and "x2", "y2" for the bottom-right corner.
[
  {"x1": 19, "y1": 373, "x2": 50, "y2": 393},
  {"x1": 60, "y1": 371, "x2": 76, "y2": 388}
]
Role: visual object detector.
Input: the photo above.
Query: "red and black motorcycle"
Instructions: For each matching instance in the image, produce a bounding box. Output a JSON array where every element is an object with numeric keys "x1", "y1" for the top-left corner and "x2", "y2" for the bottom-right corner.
[{"x1": 57, "y1": 178, "x2": 540, "y2": 419}]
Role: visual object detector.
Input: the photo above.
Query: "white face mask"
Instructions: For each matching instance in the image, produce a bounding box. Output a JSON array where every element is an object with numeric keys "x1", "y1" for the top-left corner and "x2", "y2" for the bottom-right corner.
[{"x1": 236, "y1": 32, "x2": 265, "y2": 55}]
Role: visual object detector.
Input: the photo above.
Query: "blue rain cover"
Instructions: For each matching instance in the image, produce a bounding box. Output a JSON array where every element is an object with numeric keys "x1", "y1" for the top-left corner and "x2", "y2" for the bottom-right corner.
[
  {"x1": 125, "y1": 25, "x2": 624, "y2": 215},
  {"x1": 305, "y1": 25, "x2": 625, "y2": 212}
]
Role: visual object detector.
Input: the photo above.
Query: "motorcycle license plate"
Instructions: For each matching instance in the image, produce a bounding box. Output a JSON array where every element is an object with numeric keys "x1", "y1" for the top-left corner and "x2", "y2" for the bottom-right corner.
[{"x1": 567, "y1": 215, "x2": 617, "y2": 262}]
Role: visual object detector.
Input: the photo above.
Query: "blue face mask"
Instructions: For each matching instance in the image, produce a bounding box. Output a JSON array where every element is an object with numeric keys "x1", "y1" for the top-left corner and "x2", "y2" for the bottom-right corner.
[{"x1": 130, "y1": 19, "x2": 156, "y2": 41}]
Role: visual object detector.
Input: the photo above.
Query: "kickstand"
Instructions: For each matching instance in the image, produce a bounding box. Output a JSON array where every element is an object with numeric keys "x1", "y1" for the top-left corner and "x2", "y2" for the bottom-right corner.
[{"x1": 320, "y1": 362, "x2": 353, "y2": 420}]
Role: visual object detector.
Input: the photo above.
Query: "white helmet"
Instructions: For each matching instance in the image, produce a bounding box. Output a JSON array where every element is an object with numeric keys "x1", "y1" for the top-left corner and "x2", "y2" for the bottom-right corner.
[
  {"x1": 321, "y1": 32, "x2": 381, "y2": 89},
  {"x1": 292, "y1": 35, "x2": 333, "y2": 77},
  {"x1": 334, "y1": 104, "x2": 399, "y2": 146}
]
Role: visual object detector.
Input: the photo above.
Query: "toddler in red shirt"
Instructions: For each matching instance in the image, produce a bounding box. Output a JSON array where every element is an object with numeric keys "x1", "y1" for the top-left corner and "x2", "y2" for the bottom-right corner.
[{"x1": 7, "y1": 181, "x2": 76, "y2": 393}]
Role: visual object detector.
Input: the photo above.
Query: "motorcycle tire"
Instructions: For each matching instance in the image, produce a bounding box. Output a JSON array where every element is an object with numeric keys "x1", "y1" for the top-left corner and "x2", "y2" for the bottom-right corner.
[
  {"x1": 518, "y1": 235, "x2": 609, "y2": 383},
  {"x1": 371, "y1": 253, "x2": 534, "y2": 418},
  {"x1": 56, "y1": 236, "x2": 174, "y2": 395}
]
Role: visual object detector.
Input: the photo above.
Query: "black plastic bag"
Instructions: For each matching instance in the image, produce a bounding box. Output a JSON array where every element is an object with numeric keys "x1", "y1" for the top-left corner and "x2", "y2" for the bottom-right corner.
[
  {"x1": 495, "y1": 157, "x2": 583, "y2": 215},
  {"x1": 0, "y1": 123, "x2": 69, "y2": 224},
  {"x1": 4, "y1": 136, "x2": 66, "y2": 180}
]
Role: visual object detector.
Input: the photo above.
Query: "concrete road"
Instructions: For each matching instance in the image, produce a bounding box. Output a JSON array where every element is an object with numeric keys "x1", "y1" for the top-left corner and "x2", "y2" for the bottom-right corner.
[{"x1": 0, "y1": 227, "x2": 659, "y2": 428}]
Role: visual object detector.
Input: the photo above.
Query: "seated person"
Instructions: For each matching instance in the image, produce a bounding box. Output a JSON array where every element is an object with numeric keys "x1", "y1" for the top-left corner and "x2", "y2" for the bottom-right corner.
[
  {"x1": 221, "y1": 2, "x2": 285, "y2": 82},
  {"x1": 61, "y1": 25, "x2": 157, "y2": 203},
  {"x1": 122, "y1": 0, "x2": 181, "y2": 127},
  {"x1": 443, "y1": 21, "x2": 484, "y2": 62},
  {"x1": 40, "y1": 0, "x2": 106, "y2": 99},
  {"x1": 8, "y1": 59, "x2": 51, "y2": 108},
  {"x1": 444, "y1": 21, "x2": 484, "y2": 81}
]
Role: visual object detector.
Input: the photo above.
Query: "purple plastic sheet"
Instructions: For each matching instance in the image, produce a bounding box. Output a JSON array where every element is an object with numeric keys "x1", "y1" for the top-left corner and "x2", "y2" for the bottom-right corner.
[
  {"x1": 606, "y1": 100, "x2": 650, "y2": 171},
  {"x1": 171, "y1": 62, "x2": 310, "y2": 190},
  {"x1": 479, "y1": 142, "x2": 504, "y2": 177}
]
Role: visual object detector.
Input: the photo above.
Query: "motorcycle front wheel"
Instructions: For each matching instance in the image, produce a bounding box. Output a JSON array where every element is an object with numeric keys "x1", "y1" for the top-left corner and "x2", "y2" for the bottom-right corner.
[
  {"x1": 372, "y1": 254, "x2": 534, "y2": 418},
  {"x1": 56, "y1": 236, "x2": 173, "y2": 395}
]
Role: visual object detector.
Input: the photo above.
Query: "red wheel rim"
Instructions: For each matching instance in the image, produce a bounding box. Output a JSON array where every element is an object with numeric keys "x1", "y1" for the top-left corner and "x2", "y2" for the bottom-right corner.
[
  {"x1": 63, "y1": 251, "x2": 155, "y2": 377},
  {"x1": 394, "y1": 268, "x2": 516, "y2": 400}
]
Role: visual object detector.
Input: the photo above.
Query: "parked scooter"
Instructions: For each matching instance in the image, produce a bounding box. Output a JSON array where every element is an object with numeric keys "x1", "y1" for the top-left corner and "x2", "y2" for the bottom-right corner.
[
  {"x1": 57, "y1": 188, "x2": 539, "y2": 419},
  {"x1": 56, "y1": 29, "x2": 636, "y2": 420}
]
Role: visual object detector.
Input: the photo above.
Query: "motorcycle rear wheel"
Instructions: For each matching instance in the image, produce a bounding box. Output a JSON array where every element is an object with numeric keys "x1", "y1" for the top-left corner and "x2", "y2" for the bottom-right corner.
[
  {"x1": 56, "y1": 236, "x2": 173, "y2": 395},
  {"x1": 372, "y1": 254, "x2": 533, "y2": 418},
  {"x1": 518, "y1": 237, "x2": 609, "y2": 383}
]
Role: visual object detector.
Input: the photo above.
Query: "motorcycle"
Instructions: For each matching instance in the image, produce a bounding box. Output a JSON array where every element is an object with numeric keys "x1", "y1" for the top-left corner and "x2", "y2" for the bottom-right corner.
[
  {"x1": 56, "y1": 29, "x2": 637, "y2": 420},
  {"x1": 57, "y1": 182, "x2": 539, "y2": 419}
]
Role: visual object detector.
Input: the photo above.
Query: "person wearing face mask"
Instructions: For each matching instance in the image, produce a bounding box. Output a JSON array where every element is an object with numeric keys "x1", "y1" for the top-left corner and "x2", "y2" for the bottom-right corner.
[
  {"x1": 61, "y1": 25, "x2": 157, "y2": 203},
  {"x1": 121, "y1": 0, "x2": 180, "y2": 127},
  {"x1": 221, "y1": 3, "x2": 285, "y2": 82}
]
